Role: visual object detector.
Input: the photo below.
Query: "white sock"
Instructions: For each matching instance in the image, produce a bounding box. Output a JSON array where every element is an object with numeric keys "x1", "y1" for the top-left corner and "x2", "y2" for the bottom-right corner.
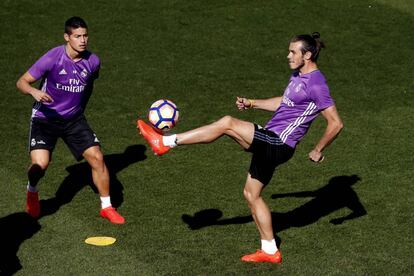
[
  {"x1": 261, "y1": 239, "x2": 278, "y2": 254},
  {"x1": 27, "y1": 182, "x2": 39, "y2": 193},
  {"x1": 100, "y1": 196, "x2": 112, "y2": 209},
  {"x1": 163, "y1": 134, "x2": 177, "y2": 148}
]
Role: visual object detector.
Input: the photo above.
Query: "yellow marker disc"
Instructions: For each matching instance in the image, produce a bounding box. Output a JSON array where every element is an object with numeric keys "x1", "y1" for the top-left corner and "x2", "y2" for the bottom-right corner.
[{"x1": 85, "y1": 236, "x2": 116, "y2": 246}]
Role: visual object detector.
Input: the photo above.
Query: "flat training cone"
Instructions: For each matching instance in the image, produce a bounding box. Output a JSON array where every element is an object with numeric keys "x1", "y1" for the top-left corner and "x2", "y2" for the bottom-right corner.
[{"x1": 85, "y1": 236, "x2": 116, "y2": 246}]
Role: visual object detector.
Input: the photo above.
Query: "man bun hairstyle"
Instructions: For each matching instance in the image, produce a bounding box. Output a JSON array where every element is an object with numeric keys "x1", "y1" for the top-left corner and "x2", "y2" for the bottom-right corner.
[
  {"x1": 291, "y1": 32, "x2": 325, "y2": 62},
  {"x1": 65, "y1": 16, "x2": 88, "y2": 34}
]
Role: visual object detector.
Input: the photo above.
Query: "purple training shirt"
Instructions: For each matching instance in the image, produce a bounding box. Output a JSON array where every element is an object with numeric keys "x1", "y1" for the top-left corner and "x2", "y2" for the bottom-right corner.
[
  {"x1": 28, "y1": 45, "x2": 100, "y2": 120},
  {"x1": 265, "y1": 70, "x2": 334, "y2": 148}
]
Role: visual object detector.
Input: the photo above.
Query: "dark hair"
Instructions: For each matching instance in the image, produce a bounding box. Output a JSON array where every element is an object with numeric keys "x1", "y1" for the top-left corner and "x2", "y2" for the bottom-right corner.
[
  {"x1": 64, "y1": 16, "x2": 88, "y2": 34},
  {"x1": 291, "y1": 32, "x2": 325, "y2": 62}
]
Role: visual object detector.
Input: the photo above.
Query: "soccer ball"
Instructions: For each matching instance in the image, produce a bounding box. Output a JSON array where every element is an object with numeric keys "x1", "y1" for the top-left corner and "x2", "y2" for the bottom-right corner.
[{"x1": 148, "y1": 99, "x2": 179, "y2": 131}]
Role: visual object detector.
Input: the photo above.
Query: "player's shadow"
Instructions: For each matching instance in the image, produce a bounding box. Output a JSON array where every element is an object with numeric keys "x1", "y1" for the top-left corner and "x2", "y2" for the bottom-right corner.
[
  {"x1": 182, "y1": 175, "x2": 366, "y2": 233},
  {"x1": 0, "y1": 145, "x2": 146, "y2": 275},
  {"x1": 39, "y1": 144, "x2": 147, "y2": 217},
  {"x1": 0, "y1": 212, "x2": 41, "y2": 275}
]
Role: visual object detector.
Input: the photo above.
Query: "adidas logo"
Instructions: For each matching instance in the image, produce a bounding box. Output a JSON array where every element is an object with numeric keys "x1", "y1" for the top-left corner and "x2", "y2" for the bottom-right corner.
[{"x1": 59, "y1": 69, "x2": 67, "y2": 75}]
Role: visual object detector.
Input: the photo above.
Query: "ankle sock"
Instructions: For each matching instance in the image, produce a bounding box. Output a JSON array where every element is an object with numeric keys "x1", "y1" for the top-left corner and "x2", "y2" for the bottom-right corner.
[
  {"x1": 163, "y1": 134, "x2": 177, "y2": 148},
  {"x1": 100, "y1": 196, "x2": 112, "y2": 209},
  {"x1": 261, "y1": 239, "x2": 278, "y2": 254}
]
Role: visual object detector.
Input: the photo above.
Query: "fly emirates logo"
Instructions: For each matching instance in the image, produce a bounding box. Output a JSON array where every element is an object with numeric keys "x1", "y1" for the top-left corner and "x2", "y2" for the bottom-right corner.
[
  {"x1": 56, "y1": 78, "x2": 85, "y2": 93},
  {"x1": 282, "y1": 96, "x2": 295, "y2": 107}
]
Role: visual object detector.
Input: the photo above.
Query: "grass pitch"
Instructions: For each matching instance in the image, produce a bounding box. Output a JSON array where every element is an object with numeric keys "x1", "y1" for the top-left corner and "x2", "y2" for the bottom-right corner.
[{"x1": 0, "y1": 0, "x2": 413, "y2": 275}]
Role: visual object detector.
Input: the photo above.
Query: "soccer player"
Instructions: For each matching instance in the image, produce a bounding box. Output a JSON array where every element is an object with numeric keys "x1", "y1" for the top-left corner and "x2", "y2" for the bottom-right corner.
[
  {"x1": 16, "y1": 16, "x2": 125, "y2": 224},
  {"x1": 137, "y1": 32, "x2": 343, "y2": 263}
]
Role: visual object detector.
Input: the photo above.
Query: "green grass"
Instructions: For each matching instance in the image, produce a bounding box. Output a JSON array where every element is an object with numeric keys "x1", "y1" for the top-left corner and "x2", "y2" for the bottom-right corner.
[{"x1": 0, "y1": 0, "x2": 413, "y2": 275}]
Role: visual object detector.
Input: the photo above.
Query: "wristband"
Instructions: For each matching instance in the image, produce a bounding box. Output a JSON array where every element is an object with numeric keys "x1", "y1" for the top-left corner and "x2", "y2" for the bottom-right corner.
[{"x1": 248, "y1": 99, "x2": 255, "y2": 109}]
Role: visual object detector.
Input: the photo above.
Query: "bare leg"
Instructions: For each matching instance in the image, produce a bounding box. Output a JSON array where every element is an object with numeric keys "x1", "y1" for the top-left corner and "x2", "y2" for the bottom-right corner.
[
  {"x1": 243, "y1": 173, "x2": 274, "y2": 241},
  {"x1": 241, "y1": 178, "x2": 281, "y2": 263},
  {"x1": 84, "y1": 146, "x2": 125, "y2": 224},
  {"x1": 176, "y1": 115, "x2": 255, "y2": 149},
  {"x1": 83, "y1": 146, "x2": 110, "y2": 197}
]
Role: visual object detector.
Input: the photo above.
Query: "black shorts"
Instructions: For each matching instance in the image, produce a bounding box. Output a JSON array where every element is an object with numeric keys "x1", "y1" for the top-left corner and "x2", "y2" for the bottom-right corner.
[
  {"x1": 29, "y1": 114, "x2": 100, "y2": 161},
  {"x1": 246, "y1": 124, "x2": 295, "y2": 185}
]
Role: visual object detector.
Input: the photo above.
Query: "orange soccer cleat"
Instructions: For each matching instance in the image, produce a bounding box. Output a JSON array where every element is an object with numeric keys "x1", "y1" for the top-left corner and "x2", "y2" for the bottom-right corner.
[
  {"x1": 26, "y1": 191, "x2": 40, "y2": 218},
  {"x1": 241, "y1": 250, "x2": 282, "y2": 264},
  {"x1": 137, "y1": 119, "x2": 170, "y2": 156},
  {"x1": 100, "y1": 206, "x2": 125, "y2": 224}
]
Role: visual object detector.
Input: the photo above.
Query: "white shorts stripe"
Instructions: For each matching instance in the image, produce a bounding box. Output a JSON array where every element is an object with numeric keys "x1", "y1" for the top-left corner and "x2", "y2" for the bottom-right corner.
[{"x1": 254, "y1": 131, "x2": 284, "y2": 145}]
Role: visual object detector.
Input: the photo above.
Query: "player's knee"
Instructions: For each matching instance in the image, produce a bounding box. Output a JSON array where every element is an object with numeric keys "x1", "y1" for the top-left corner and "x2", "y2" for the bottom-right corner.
[
  {"x1": 243, "y1": 187, "x2": 258, "y2": 204},
  {"x1": 87, "y1": 151, "x2": 105, "y2": 167},
  {"x1": 217, "y1": 115, "x2": 234, "y2": 129},
  {"x1": 30, "y1": 161, "x2": 48, "y2": 171}
]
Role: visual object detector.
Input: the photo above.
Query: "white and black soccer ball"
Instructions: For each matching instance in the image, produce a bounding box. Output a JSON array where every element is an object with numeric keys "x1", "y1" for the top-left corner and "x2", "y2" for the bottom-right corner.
[{"x1": 148, "y1": 99, "x2": 179, "y2": 131}]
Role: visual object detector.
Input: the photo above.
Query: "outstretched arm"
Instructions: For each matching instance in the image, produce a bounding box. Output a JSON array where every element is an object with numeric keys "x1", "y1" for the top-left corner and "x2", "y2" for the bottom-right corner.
[
  {"x1": 16, "y1": 72, "x2": 53, "y2": 103},
  {"x1": 236, "y1": 96, "x2": 282, "y2": 112},
  {"x1": 271, "y1": 190, "x2": 316, "y2": 199},
  {"x1": 309, "y1": 105, "x2": 343, "y2": 162},
  {"x1": 330, "y1": 198, "x2": 367, "y2": 225}
]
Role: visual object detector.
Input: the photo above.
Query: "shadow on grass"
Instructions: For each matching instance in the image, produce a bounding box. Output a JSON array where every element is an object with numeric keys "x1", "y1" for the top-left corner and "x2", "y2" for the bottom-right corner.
[
  {"x1": 39, "y1": 144, "x2": 147, "y2": 217},
  {"x1": 0, "y1": 212, "x2": 41, "y2": 275},
  {"x1": 0, "y1": 145, "x2": 146, "y2": 275},
  {"x1": 182, "y1": 175, "x2": 366, "y2": 234}
]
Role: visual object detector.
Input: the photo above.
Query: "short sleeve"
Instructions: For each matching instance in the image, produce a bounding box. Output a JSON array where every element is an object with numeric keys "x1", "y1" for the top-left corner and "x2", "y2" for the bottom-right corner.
[
  {"x1": 309, "y1": 82, "x2": 334, "y2": 111},
  {"x1": 90, "y1": 54, "x2": 100, "y2": 80},
  {"x1": 93, "y1": 63, "x2": 100, "y2": 80},
  {"x1": 28, "y1": 48, "x2": 59, "y2": 80}
]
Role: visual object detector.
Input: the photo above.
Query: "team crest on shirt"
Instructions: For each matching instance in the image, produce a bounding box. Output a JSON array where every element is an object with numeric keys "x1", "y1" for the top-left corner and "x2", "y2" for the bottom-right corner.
[
  {"x1": 294, "y1": 83, "x2": 303, "y2": 93},
  {"x1": 81, "y1": 69, "x2": 88, "y2": 78}
]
